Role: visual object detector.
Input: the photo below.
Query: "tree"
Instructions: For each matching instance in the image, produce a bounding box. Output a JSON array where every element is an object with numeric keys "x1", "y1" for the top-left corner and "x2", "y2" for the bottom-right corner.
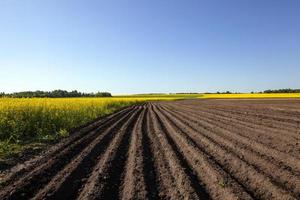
[{"x1": 0, "y1": 90, "x2": 112, "y2": 98}]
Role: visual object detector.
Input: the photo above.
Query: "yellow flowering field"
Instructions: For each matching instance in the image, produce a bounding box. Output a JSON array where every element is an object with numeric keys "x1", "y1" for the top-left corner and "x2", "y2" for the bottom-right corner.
[
  {"x1": 0, "y1": 97, "x2": 180, "y2": 158},
  {"x1": 200, "y1": 93, "x2": 300, "y2": 99}
]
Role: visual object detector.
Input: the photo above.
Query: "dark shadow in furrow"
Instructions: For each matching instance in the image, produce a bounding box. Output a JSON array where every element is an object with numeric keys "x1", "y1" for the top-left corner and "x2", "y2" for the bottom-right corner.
[
  {"x1": 141, "y1": 107, "x2": 160, "y2": 200},
  {"x1": 2, "y1": 108, "x2": 137, "y2": 200},
  {"x1": 160, "y1": 105, "x2": 300, "y2": 199},
  {"x1": 45, "y1": 109, "x2": 140, "y2": 199},
  {"x1": 163, "y1": 104, "x2": 300, "y2": 176},
  {"x1": 0, "y1": 107, "x2": 133, "y2": 188},
  {"x1": 152, "y1": 106, "x2": 211, "y2": 200},
  {"x1": 98, "y1": 108, "x2": 143, "y2": 200},
  {"x1": 157, "y1": 106, "x2": 258, "y2": 199},
  {"x1": 173, "y1": 105, "x2": 300, "y2": 178},
  {"x1": 214, "y1": 107, "x2": 300, "y2": 125},
  {"x1": 185, "y1": 105, "x2": 298, "y2": 134},
  {"x1": 185, "y1": 105, "x2": 300, "y2": 138}
]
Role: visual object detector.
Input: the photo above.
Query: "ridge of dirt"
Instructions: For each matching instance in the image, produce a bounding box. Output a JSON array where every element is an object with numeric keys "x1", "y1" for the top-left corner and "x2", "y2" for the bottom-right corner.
[{"x1": 1, "y1": 99, "x2": 299, "y2": 200}]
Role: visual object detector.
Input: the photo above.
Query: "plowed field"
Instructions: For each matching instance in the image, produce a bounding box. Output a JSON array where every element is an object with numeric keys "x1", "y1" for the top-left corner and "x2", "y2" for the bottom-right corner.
[{"x1": 1, "y1": 99, "x2": 300, "y2": 200}]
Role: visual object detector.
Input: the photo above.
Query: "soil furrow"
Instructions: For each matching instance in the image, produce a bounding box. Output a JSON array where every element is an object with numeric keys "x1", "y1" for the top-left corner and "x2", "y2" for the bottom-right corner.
[
  {"x1": 170, "y1": 102, "x2": 300, "y2": 141},
  {"x1": 77, "y1": 106, "x2": 143, "y2": 200},
  {"x1": 161, "y1": 105, "x2": 300, "y2": 197},
  {"x1": 172, "y1": 99, "x2": 300, "y2": 130},
  {"x1": 162, "y1": 103, "x2": 300, "y2": 174},
  {"x1": 162, "y1": 104, "x2": 300, "y2": 173},
  {"x1": 158, "y1": 105, "x2": 299, "y2": 199},
  {"x1": 0, "y1": 106, "x2": 133, "y2": 187},
  {"x1": 165, "y1": 103, "x2": 300, "y2": 157},
  {"x1": 146, "y1": 104, "x2": 201, "y2": 199},
  {"x1": 140, "y1": 106, "x2": 160, "y2": 200},
  {"x1": 0, "y1": 107, "x2": 138, "y2": 200},
  {"x1": 1, "y1": 99, "x2": 299, "y2": 200},
  {"x1": 213, "y1": 107, "x2": 300, "y2": 125},
  {"x1": 197, "y1": 104, "x2": 300, "y2": 135},
  {"x1": 150, "y1": 104, "x2": 210, "y2": 200},
  {"x1": 32, "y1": 107, "x2": 140, "y2": 199},
  {"x1": 200, "y1": 105, "x2": 300, "y2": 139},
  {"x1": 152, "y1": 105, "x2": 253, "y2": 200},
  {"x1": 120, "y1": 107, "x2": 148, "y2": 200}
]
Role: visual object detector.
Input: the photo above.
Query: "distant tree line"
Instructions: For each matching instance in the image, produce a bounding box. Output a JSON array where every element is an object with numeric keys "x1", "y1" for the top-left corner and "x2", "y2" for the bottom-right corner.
[
  {"x1": 204, "y1": 88, "x2": 300, "y2": 94},
  {"x1": 263, "y1": 88, "x2": 300, "y2": 93},
  {"x1": 171, "y1": 92, "x2": 200, "y2": 94},
  {"x1": 0, "y1": 90, "x2": 112, "y2": 98},
  {"x1": 204, "y1": 91, "x2": 237, "y2": 94}
]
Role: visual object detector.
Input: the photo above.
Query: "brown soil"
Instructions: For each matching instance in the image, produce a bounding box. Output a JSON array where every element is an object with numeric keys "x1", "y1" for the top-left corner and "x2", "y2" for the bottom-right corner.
[{"x1": 0, "y1": 99, "x2": 299, "y2": 200}]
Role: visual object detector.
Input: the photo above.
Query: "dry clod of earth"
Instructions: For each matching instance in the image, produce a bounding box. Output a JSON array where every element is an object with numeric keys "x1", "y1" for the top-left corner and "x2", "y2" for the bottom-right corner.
[{"x1": 0, "y1": 99, "x2": 300, "y2": 200}]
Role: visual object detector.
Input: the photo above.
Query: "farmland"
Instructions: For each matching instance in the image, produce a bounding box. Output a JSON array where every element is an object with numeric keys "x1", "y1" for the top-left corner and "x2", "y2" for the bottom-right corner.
[
  {"x1": 201, "y1": 93, "x2": 300, "y2": 99},
  {"x1": 0, "y1": 93, "x2": 299, "y2": 161},
  {"x1": 0, "y1": 96, "x2": 184, "y2": 161},
  {"x1": 0, "y1": 99, "x2": 299, "y2": 199}
]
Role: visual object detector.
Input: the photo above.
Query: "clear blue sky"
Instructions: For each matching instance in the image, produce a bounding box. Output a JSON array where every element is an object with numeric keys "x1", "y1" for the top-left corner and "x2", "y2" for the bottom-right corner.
[{"x1": 1, "y1": 0, "x2": 299, "y2": 94}]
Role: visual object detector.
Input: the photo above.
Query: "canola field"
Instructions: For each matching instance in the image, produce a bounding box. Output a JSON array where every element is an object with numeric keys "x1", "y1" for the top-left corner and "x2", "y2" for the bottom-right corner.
[
  {"x1": 2, "y1": 98, "x2": 300, "y2": 199},
  {"x1": 0, "y1": 96, "x2": 182, "y2": 159},
  {"x1": 1, "y1": 93, "x2": 299, "y2": 159},
  {"x1": 201, "y1": 93, "x2": 300, "y2": 99}
]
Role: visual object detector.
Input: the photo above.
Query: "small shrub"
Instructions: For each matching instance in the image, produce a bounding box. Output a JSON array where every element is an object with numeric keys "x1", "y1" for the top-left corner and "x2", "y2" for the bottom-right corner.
[{"x1": 57, "y1": 129, "x2": 69, "y2": 138}]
